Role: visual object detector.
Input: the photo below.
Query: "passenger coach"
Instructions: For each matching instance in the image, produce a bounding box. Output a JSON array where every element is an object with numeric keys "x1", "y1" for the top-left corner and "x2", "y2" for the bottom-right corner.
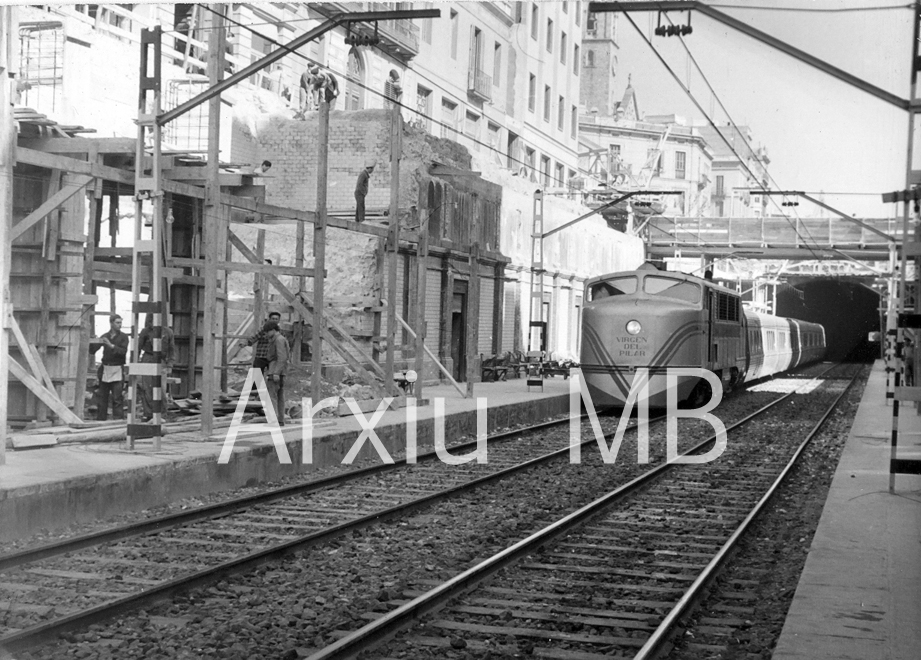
[{"x1": 580, "y1": 263, "x2": 825, "y2": 408}]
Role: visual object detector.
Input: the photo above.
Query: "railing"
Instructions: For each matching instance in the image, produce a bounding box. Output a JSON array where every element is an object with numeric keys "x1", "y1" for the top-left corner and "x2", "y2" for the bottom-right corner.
[
  {"x1": 378, "y1": 18, "x2": 420, "y2": 54},
  {"x1": 467, "y1": 68, "x2": 491, "y2": 101},
  {"x1": 648, "y1": 216, "x2": 902, "y2": 249}
]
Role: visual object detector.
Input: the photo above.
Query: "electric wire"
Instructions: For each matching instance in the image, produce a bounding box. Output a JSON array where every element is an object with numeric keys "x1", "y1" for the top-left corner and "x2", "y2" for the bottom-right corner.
[
  {"x1": 623, "y1": 11, "x2": 825, "y2": 260},
  {"x1": 660, "y1": 12, "x2": 815, "y2": 229}
]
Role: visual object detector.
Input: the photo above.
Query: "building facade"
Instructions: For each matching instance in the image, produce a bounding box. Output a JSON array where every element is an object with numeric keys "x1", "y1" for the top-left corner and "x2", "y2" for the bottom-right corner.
[{"x1": 8, "y1": 2, "x2": 644, "y2": 393}]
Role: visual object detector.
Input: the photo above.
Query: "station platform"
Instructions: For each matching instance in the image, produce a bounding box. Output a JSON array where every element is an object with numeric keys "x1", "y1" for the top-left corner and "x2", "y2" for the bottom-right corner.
[
  {"x1": 0, "y1": 377, "x2": 572, "y2": 543},
  {"x1": 773, "y1": 360, "x2": 921, "y2": 660}
]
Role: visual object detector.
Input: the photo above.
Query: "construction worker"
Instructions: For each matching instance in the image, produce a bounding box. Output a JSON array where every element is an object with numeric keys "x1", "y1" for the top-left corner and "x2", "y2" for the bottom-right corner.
[
  {"x1": 94, "y1": 314, "x2": 129, "y2": 420},
  {"x1": 246, "y1": 310, "x2": 282, "y2": 374},
  {"x1": 264, "y1": 321, "x2": 290, "y2": 426},
  {"x1": 136, "y1": 314, "x2": 176, "y2": 422},
  {"x1": 355, "y1": 161, "x2": 375, "y2": 223}
]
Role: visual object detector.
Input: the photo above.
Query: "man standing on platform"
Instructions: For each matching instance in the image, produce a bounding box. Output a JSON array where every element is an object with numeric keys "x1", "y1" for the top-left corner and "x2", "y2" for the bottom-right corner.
[
  {"x1": 137, "y1": 314, "x2": 177, "y2": 422},
  {"x1": 355, "y1": 161, "x2": 375, "y2": 223},
  {"x1": 95, "y1": 314, "x2": 129, "y2": 420},
  {"x1": 264, "y1": 321, "x2": 290, "y2": 426},
  {"x1": 246, "y1": 310, "x2": 282, "y2": 374}
]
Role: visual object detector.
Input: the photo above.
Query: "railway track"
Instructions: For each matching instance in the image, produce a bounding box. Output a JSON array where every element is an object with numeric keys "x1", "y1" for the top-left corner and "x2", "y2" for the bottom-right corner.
[
  {"x1": 308, "y1": 365, "x2": 859, "y2": 660},
  {"x1": 0, "y1": 411, "x2": 651, "y2": 653}
]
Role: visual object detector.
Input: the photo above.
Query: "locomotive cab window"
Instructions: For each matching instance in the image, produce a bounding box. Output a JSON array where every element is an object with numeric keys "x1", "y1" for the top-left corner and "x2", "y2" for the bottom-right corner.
[
  {"x1": 589, "y1": 276, "x2": 636, "y2": 301},
  {"x1": 643, "y1": 276, "x2": 700, "y2": 303}
]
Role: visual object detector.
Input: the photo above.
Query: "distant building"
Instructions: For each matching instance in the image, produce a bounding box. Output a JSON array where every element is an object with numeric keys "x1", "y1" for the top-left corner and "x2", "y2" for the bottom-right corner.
[
  {"x1": 697, "y1": 124, "x2": 771, "y2": 218},
  {"x1": 579, "y1": 82, "x2": 714, "y2": 222}
]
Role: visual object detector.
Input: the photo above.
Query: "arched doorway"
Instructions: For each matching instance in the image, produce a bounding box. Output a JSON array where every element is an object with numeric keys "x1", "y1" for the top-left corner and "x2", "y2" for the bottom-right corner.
[{"x1": 345, "y1": 48, "x2": 364, "y2": 111}]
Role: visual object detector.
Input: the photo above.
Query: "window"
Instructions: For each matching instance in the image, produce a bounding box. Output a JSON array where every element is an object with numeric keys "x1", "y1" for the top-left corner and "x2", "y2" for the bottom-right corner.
[
  {"x1": 487, "y1": 122, "x2": 501, "y2": 152},
  {"x1": 571, "y1": 105, "x2": 578, "y2": 139},
  {"x1": 493, "y1": 42, "x2": 502, "y2": 87},
  {"x1": 587, "y1": 12, "x2": 597, "y2": 34},
  {"x1": 574, "y1": 45, "x2": 580, "y2": 75},
  {"x1": 422, "y1": 15, "x2": 432, "y2": 44},
  {"x1": 544, "y1": 84, "x2": 551, "y2": 122},
  {"x1": 345, "y1": 48, "x2": 365, "y2": 111},
  {"x1": 470, "y1": 26, "x2": 484, "y2": 74},
  {"x1": 586, "y1": 50, "x2": 594, "y2": 68},
  {"x1": 541, "y1": 155, "x2": 551, "y2": 187},
  {"x1": 525, "y1": 147, "x2": 536, "y2": 178},
  {"x1": 558, "y1": 95, "x2": 565, "y2": 131},
  {"x1": 528, "y1": 74, "x2": 536, "y2": 112},
  {"x1": 576, "y1": 1, "x2": 582, "y2": 26},
  {"x1": 531, "y1": 4, "x2": 539, "y2": 40},
  {"x1": 675, "y1": 151, "x2": 687, "y2": 179},
  {"x1": 563, "y1": 2, "x2": 568, "y2": 14},
  {"x1": 546, "y1": 19, "x2": 553, "y2": 53},
  {"x1": 465, "y1": 111, "x2": 481, "y2": 150},
  {"x1": 414, "y1": 85, "x2": 432, "y2": 131},
  {"x1": 560, "y1": 32, "x2": 567, "y2": 65},
  {"x1": 515, "y1": 3, "x2": 524, "y2": 23},
  {"x1": 644, "y1": 277, "x2": 701, "y2": 304},
  {"x1": 450, "y1": 10, "x2": 458, "y2": 59},
  {"x1": 716, "y1": 175, "x2": 725, "y2": 196},
  {"x1": 441, "y1": 98, "x2": 458, "y2": 139},
  {"x1": 590, "y1": 276, "x2": 637, "y2": 300},
  {"x1": 384, "y1": 69, "x2": 402, "y2": 108},
  {"x1": 555, "y1": 162, "x2": 565, "y2": 186}
]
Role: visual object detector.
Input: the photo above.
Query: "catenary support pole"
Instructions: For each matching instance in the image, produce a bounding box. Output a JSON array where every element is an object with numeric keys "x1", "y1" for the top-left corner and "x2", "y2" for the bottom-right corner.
[
  {"x1": 201, "y1": 3, "x2": 225, "y2": 439},
  {"x1": 413, "y1": 207, "x2": 428, "y2": 401},
  {"x1": 386, "y1": 102, "x2": 402, "y2": 397},
  {"x1": 312, "y1": 98, "x2": 330, "y2": 404}
]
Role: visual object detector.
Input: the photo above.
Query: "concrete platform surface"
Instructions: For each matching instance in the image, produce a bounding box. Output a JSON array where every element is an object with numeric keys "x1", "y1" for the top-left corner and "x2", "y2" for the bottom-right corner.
[
  {"x1": 773, "y1": 360, "x2": 921, "y2": 660},
  {"x1": 0, "y1": 377, "x2": 573, "y2": 542}
]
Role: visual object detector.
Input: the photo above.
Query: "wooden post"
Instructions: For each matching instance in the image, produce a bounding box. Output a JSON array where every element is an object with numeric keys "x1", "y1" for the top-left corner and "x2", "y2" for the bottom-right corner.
[
  {"x1": 201, "y1": 4, "x2": 225, "y2": 438},
  {"x1": 312, "y1": 98, "x2": 330, "y2": 403},
  {"x1": 466, "y1": 196, "x2": 481, "y2": 398},
  {"x1": 0, "y1": 5, "x2": 14, "y2": 462},
  {"x1": 295, "y1": 204, "x2": 305, "y2": 366},
  {"x1": 254, "y1": 227, "x2": 265, "y2": 326},
  {"x1": 413, "y1": 206, "x2": 428, "y2": 400},
  {"x1": 76, "y1": 159, "x2": 103, "y2": 421},
  {"x1": 37, "y1": 171, "x2": 63, "y2": 423},
  {"x1": 386, "y1": 102, "x2": 402, "y2": 396}
]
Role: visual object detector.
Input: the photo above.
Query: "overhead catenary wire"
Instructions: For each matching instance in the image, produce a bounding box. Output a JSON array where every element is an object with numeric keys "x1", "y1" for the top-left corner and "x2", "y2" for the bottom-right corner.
[{"x1": 622, "y1": 11, "x2": 825, "y2": 261}]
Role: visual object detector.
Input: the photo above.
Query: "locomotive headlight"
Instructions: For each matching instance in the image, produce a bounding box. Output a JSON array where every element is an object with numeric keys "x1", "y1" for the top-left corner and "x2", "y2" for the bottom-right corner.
[{"x1": 626, "y1": 320, "x2": 642, "y2": 335}]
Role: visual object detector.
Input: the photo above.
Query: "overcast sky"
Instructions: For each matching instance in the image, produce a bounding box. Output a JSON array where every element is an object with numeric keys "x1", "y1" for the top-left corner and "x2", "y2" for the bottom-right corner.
[{"x1": 609, "y1": 0, "x2": 913, "y2": 219}]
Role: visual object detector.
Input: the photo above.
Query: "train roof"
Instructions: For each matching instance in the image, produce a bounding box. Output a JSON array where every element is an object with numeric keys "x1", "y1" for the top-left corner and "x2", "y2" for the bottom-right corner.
[{"x1": 586, "y1": 263, "x2": 741, "y2": 297}]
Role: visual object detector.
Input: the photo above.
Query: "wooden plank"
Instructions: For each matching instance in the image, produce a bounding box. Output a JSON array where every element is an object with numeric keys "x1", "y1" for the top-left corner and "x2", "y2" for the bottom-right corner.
[
  {"x1": 228, "y1": 230, "x2": 391, "y2": 399},
  {"x1": 8, "y1": 358, "x2": 82, "y2": 425},
  {"x1": 7, "y1": 311, "x2": 45, "y2": 385},
  {"x1": 17, "y1": 137, "x2": 138, "y2": 154},
  {"x1": 337, "y1": 396, "x2": 412, "y2": 417},
  {"x1": 12, "y1": 175, "x2": 92, "y2": 240},
  {"x1": 28, "y1": 343, "x2": 57, "y2": 392},
  {"x1": 168, "y1": 256, "x2": 319, "y2": 278}
]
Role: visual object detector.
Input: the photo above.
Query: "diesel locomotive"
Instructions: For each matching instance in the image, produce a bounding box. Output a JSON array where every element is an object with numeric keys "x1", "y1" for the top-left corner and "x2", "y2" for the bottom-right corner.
[{"x1": 580, "y1": 263, "x2": 826, "y2": 408}]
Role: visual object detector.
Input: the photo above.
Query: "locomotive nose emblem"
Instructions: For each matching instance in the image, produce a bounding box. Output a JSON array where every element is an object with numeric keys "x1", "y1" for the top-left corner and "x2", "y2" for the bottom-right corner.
[{"x1": 626, "y1": 320, "x2": 642, "y2": 335}]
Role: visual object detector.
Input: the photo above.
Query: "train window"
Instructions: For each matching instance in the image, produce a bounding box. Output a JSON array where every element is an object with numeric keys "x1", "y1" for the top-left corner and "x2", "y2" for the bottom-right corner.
[
  {"x1": 643, "y1": 276, "x2": 700, "y2": 303},
  {"x1": 589, "y1": 276, "x2": 636, "y2": 301}
]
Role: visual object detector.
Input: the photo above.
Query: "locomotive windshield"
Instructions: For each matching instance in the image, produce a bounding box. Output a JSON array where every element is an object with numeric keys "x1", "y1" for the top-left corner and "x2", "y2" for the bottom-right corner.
[
  {"x1": 643, "y1": 276, "x2": 701, "y2": 303},
  {"x1": 589, "y1": 276, "x2": 637, "y2": 301}
]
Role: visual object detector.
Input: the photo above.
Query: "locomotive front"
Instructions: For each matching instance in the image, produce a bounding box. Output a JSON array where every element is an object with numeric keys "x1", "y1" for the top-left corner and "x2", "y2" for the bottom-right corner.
[{"x1": 580, "y1": 270, "x2": 708, "y2": 408}]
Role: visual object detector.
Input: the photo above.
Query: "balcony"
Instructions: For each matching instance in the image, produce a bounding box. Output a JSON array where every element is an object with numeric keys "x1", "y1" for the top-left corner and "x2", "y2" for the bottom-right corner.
[
  {"x1": 316, "y1": 3, "x2": 421, "y2": 60},
  {"x1": 467, "y1": 68, "x2": 491, "y2": 102}
]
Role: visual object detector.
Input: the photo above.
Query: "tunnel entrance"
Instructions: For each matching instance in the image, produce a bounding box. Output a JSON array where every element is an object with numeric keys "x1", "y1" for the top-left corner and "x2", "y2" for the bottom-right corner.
[{"x1": 775, "y1": 279, "x2": 880, "y2": 361}]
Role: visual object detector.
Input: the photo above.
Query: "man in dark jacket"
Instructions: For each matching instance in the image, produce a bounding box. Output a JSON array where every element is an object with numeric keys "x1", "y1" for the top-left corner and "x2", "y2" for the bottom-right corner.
[
  {"x1": 137, "y1": 314, "x2": 177, "y2": 422},
  {"x1": 355, "y1": 161, "x2": 375, "y2": 223},
  {"x1": 246, "y1": 310, "x2": 282, "y2": 373},
  {"x1": 95, "y1": 314, "x2": 129, "y2": 420},
  {"x1": 264, "y1": 321, "x2": 290, "y2": 426}
]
